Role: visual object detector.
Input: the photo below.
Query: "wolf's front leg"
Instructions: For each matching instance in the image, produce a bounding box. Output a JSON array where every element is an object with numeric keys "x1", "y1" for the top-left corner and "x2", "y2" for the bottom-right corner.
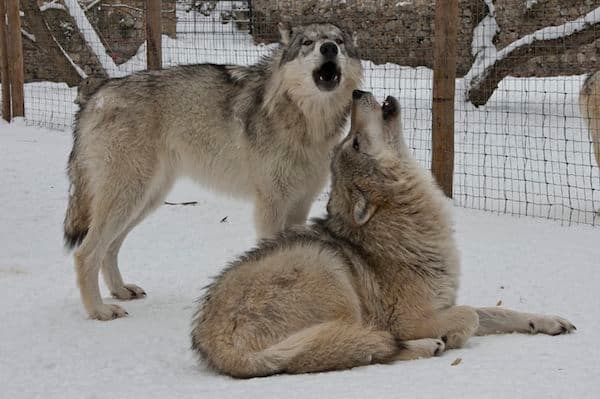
[
  {"x1": 475, "y1": 307, "x2": 575, "y2": 336},
  {"x1": 402, "y1": 306, "x2": 480, "y2": 349},
  {"x1": 284, "y1": 194, "x2": 316, "y2": 229},
  {"x1": 253, "y1": 194, "x2": 288, "y2": 239}
]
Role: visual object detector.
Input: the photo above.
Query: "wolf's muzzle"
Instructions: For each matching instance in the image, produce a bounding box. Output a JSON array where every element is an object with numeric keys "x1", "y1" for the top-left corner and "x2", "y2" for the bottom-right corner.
[
  {"x1": 382, "y1": 96, "x2": 399, "y2": 120},
  {"x1": 352, "y1": 90, "x2": 368, "y2": 100}
]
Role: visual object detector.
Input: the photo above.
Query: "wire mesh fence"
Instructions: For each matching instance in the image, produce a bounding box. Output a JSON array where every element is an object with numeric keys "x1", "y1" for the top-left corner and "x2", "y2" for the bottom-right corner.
[{"x1": 9, "y1": 0, "x2": 600, "y2": 225}]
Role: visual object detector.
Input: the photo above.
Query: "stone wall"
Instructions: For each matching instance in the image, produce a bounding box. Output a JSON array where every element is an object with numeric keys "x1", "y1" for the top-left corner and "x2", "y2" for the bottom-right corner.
[
  {"x1": 250, "y1": 0, "x2": 599, "y2": 78},
  {"x1": 250, "y1": 0, "x2": 486, "y2": 77}
]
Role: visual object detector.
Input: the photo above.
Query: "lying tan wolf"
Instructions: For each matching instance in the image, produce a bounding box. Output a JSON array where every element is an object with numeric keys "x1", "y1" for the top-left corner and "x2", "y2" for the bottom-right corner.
[{"x1": 191, "y1": 90, "x2": 575, "y2": 378}]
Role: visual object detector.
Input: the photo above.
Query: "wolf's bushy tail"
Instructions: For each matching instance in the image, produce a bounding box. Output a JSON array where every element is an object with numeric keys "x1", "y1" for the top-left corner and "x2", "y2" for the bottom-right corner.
[
  {"x1": 63, "y1": 144, "x2": 92, "y2": 249},
  {"x1": 193, "y1": 321, "x2": 399, "y2": 378}
]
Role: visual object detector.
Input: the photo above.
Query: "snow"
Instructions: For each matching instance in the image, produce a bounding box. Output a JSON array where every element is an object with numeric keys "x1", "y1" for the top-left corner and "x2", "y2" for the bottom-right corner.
[
  {"x1": 0, "y1": 121, "x2": 599, "y2": 398},
  {"x1": 40, "y1": 0, "x2": 67, "y2": 12},
  {"x1": 525, "y1": 0, "x2": 539, "y2": 10}
]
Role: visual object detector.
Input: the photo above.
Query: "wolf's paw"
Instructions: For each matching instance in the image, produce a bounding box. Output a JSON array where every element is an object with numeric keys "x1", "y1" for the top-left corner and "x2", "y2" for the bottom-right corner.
[
  {"x1": 402, "y1": 338, "x2": 445, "y2": 360},
  {"x1": 111, "y1": 284, "x2": 146, "y2": 300},
  {"x1": 90, "y1": 304, "x2": 128, "y2": 321},
  {"x1": 442, "y1": 331, "x2": 472, "y2": 349},
  {"x1": 528, "y1": 315, "x2": 576, "y2": 336}
]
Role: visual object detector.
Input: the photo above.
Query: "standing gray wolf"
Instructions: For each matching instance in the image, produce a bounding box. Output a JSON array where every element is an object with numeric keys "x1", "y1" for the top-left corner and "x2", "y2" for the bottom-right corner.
[
  {"x1": 191, "y1": 91, "x2": 575, "y2": 378},
  {"x1": 63, "y1": 23, "x2": 363, "y2": 320},
  {"x1": 579, "y1": 70, "x2": 600, "y2": 170}
]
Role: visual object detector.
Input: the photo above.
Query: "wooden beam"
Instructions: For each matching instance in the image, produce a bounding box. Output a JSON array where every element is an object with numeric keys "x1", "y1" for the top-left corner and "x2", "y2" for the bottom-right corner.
[
  {"x1": 146, "y1": 0, "x2": 162, "y2": 70},
  {"x1": 0, "y1": 0, "x2": 11, "y2": 121},
  {"x1": 431, "y1": 0, "x2": 458, "y2": 198},
  {"x1": 6, "y1": 0, "x2": 24, "y2": 117}
]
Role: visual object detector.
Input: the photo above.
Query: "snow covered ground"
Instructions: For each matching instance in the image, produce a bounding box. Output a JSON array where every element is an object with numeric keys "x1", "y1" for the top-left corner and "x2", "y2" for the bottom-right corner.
[{"x1": 1, "y1": 121, "x2": 599, "y2": 398}]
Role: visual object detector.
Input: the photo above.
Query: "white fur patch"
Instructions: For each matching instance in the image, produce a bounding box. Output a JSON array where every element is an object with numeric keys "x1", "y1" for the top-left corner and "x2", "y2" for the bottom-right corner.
[{"x1": 95, "y1": 95, "x2": 105, "y2": 109}]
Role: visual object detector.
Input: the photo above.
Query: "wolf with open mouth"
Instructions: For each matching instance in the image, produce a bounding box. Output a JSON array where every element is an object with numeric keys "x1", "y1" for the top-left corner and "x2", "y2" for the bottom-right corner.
[{"x1": 63, "y1": 22, "x2": 362, "y2": 320}]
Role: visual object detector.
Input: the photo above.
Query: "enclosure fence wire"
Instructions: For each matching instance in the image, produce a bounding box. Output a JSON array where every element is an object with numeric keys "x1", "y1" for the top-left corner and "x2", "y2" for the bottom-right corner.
[{"x1": 10, "y1": 0, "x2": 600, "y2": 225}]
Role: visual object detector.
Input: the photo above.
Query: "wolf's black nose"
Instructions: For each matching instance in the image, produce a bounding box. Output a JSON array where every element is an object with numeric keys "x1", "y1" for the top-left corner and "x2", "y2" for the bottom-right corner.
[
  {"x1": 320, "y1": 42, "x2": 338, "y2": 58},
  {"x1": 352, "y1": 90, "x2": 367, "y2": 100}
]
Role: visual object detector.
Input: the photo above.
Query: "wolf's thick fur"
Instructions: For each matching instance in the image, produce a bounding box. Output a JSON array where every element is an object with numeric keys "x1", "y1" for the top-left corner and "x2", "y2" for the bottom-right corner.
[
  {"x1": 63, "y1": 23, "x2": 363, "y2": 320},
  {"x1": 579, "y1": 70, "x2": 600, "y2": 169},
  {"x1": 191, "y1": 91, "x2": 575, "y2": 378}
]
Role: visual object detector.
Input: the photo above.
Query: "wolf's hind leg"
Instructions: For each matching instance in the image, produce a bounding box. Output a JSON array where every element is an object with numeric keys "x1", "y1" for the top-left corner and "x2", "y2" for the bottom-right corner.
[
  {"x1": 253, "y1": 322, "x2": 444, "y2": 376},
  {"x1": 76, "y1": 169, "x2": 159, "y2": 320},
  {"x1": 102, "y1": 174, "x2": 174, "y2": 300},
  {"x1": 475, "y1": 307, "x2": 575, "y2": 336},
  {"x1": 248, "y1": 322, "x2": 396, "y2": 375},
  {"x1": 75, "y1": 212, "x2": 134, "y2": 320}
]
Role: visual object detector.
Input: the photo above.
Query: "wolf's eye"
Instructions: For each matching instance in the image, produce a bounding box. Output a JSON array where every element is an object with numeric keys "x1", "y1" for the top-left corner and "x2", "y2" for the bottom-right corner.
[
  {"x1": 302, "y1": 40, "x2": 314, "y2": 46},
  {"x1": 335, "y1": 38, "x2": 344, "y2": 45},
  {"x1": 352, "y1": 137, "x2": 360, "y2": 151}
]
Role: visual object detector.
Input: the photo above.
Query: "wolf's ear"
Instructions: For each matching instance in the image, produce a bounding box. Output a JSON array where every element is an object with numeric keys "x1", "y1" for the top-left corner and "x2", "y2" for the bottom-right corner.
[
  {"x1": 278, "y1": 22, "x2": 292, "y2": 46},
  {"x1": 342, "y1": 30, "x2": 359, "y2": 57},
  {"x1": 352, "y1": 187, "x2": 377, "y2": 226},
  {"x1": 350, "y1": 31, "x2": 358, "y2": 48}
]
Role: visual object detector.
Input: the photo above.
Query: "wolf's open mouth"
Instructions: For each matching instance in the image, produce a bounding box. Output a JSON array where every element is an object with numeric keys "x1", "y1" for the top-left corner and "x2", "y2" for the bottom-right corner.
[
  {"x1": 313, "y1": 61, "x2": 341, "y2": 91},
  {"x1": 382, "y1": 96, "x2": 399, "y2": 120}
]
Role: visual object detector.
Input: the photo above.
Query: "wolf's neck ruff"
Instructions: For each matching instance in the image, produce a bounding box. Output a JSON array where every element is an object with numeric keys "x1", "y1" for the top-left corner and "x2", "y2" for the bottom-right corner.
[{"x1": 263, "y1": 48, "x2": 360, "y2": 145}]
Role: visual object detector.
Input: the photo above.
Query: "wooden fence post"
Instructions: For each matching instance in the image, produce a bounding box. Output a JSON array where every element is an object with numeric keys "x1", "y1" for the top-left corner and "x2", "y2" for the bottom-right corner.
[
  {"x1": 431, "y1": 0, "x2": 459, "y2": 198},
  {"x1": 146, "y1": 0, "x2": 162, "y2": 70},
  {"x1": 0, "y1": 0, "x2": 11, "y2": 122},
  {"x1": 6, "y1": 0, "x2": 24, "y2": 117}
]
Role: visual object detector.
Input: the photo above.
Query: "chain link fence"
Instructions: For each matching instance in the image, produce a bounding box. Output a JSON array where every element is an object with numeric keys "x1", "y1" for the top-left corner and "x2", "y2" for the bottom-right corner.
[{"x1": 11, "y1": 0, "x2": 600, "y2": 225}]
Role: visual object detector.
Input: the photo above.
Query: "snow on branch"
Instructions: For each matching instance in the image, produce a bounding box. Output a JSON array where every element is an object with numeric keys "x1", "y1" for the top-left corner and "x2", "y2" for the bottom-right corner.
[
  {"x1": 525, "y1": 0, "x2": 539, "y2": 10},
  {"x1": 21, "y1": 28, "x2": 36, "y2": 42},
  {"x1": 465, "y1": 7, "x2": 600, "y2": 106},
  {"x1": 62, "y1": 0, "x2": 125, "y2": 78},
  {"x1": 470, "y1": 0, "x2": 498, "y2": 61},
  {"x1": 40, "y1": 1, "x2": 67, "y2": 12}
]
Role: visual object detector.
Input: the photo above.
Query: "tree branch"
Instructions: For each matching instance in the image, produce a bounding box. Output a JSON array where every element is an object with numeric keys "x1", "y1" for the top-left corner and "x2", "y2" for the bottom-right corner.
[{"x1": 467, "y1": 7, "x2": 600, "y2": 106}]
